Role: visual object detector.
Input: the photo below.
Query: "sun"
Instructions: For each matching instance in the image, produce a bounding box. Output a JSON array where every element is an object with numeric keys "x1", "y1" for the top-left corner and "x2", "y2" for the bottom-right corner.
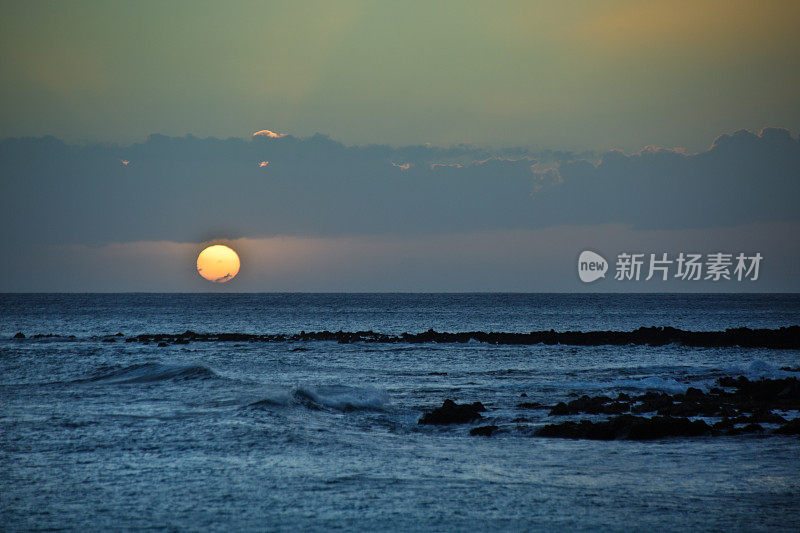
[{"x1": 196, "y1": 245, "x2": 240, "y2": 283}]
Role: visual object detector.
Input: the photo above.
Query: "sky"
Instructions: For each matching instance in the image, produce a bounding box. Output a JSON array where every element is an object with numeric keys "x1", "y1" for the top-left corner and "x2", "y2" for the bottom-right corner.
[
  {"x1": 0, "y1": 1, "x2": 798, "y2": 292},
  {"x1": 1, "y1": 0, "x2": 799, "y2": 150}
]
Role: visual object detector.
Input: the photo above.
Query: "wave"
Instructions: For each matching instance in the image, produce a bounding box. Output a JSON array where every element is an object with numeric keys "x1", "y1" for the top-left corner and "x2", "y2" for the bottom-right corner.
[
  {"x1": 82, "y1": 362, "x2": 220, "y2": 384},
  {"x1": 544, "y1": 361, "x2": 799, "y2": 395},
  {"x1": 544, "y1": 376, "x2": 693, "y2": 394},
  {"x1": 248, "y1": 384, "x2": 391, "y2": 412},
  {"x1": 720, "y1": 359, "x2": 798, "y2": 381}
]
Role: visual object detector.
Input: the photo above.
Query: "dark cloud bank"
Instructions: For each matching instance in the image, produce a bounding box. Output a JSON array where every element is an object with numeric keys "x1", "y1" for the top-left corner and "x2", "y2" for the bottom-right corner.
[{"x1": 1, "y1": 128, "x2": 797, "y2": 246}]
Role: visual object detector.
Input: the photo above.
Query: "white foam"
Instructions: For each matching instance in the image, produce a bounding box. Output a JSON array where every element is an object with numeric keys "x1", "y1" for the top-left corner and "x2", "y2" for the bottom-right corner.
[
  {"x1": 549, "y1": 376, "x2": 690, "y2": 394},
  {"x1": 721, "y1": 359, "x2": 797, "y2": 381},
  {"x1": 294, "y1": 384, "x2": 391, "y2": 411},
  {"x1": 250, "y1": 384, "x2": 392, "y2": 412}
]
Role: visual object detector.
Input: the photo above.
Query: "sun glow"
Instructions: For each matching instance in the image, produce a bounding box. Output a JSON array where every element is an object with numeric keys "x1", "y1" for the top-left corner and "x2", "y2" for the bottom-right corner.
[{"x1": 196, "y1": 245, "x2": 240, "y2": 283}]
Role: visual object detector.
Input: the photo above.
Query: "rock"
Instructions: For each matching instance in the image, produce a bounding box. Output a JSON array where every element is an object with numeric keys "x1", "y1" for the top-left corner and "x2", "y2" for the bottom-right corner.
[
  {"x1": 746, "y1": 410, "x2": 786, "y2": 424},
  {"x1": 549, "y1": 395, "x2": 630, "y2": 415},
  {"x1": 536, "y1": 415, "x2": 712, "y2": 441},
  {"x1": 713, "y1": 418, "x2": 736, "y2": 430},
  {"x1": 726, "y1": 423, "x2": 763, "y2": 436},
  {"x1": 157, "y1": 342, "x2": 168, "y2": 347},
  {"x1": 775, "y1": 418, "x2": 800, "y2": 435},
  {"x1": 470, "y1": 425, "x2": 499, "y2": 437},
  {"x1": 121, "y1": 326, "x2": 800, "y2": 349},
  {"x1": 13, "y1": 332, "x2": 25, "y2": 339},
  {"x1": 631, "y1": 392, "x2": 673, "y2": 414},
  {"x1": 685, "y1": 387, "x2": 704, "y2": 399},
  {"x1": 541, "y1": 377, "x2": 798, "y2": 426},
  {"x1": 418, "y1": 399, "x2": 485, "y2": 425},
  {"x1": 517, "y1": 402, "x2": 545, "y2": 409}
]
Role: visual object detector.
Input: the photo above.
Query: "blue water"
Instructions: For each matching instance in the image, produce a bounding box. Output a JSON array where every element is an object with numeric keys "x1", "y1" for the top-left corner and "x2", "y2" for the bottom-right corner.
[{"x1": 1, "y1": 294, "x2": 799, "y2": 531}]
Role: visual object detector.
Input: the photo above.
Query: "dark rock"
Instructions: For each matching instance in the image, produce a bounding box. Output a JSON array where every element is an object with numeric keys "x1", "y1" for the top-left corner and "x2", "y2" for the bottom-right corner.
[
  {"x1": 775, "y1": 418, "x2": 800, "y2": 435},
  {"x1": 746, "y1": 409, "x2": 786, "y2": 424},
  {"x1": 713, "y1": 418, "x2": 736, "y2": 430},
  {"x1": 685, "y1": 387, "x2": 704, "y2": 399},
  {"x1": 631, "y1": 392, "x2": 673, "y2": 414},
  {"x1": 541, "y1": 377, "x2": 798, "y2": 424},
  {"x1": 549, "y1": 402, "x2": 570, "y2": 415},
  {"x1": 726, "y1": 423, "x2": 764, "y2": 436},
  {"x1": 102, "y1": 338, "x2": 116, "y2": 343},
  {"x1": 157, "y1": 342, "x2": 168, "y2": 347},
  {"x1": 549, "y1": 395, "x2": 630, "y2": 415},
  {"x1": 517, "y1": 402, "x2": 545, "y2": 409},
  {"x1": 470, "y1": 425, "x2": 499, "y2": 437},
  {"x1": 536, "y1": 415, "x2": 712, "y2": 441},
  {"x1": 419, "y1": 399, "x2": 485, "y2": 425},
  {"x1": 603, "y1": 402, "x2": 631, "y2": 415},
  {"x1": 121, "y1": 326, "x2": 800, "y2": 349},
  {"x1": 717, "y1": 376, "x2": 748, "y2": 388},
  {"x1": 13, "y1": 332, "x2": 25, "y2": 339}
]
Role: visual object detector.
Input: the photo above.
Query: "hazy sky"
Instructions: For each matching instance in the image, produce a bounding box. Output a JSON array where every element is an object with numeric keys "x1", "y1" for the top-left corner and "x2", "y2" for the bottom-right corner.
[
  {"x1": 1, "y1": 1, "x2": 798, "y2": 292},
  {"x1": 1, "y1": 1, "x2": 798, "y2": 151}
]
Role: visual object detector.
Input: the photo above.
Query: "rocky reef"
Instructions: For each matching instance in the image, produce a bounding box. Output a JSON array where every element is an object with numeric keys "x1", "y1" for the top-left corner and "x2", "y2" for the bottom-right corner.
[
  {"x1": 71, "y1": 325, "x2": 800, "y2": 349},
  {"x1": 418, "y1": 399, "x2": 486, "y2": 425},
  {"x1": 536, "y1": 375, "x2": 800, "y2": 440},
  {"x1": 420, "y1": 375, "x2": 800, "y2": 440}
]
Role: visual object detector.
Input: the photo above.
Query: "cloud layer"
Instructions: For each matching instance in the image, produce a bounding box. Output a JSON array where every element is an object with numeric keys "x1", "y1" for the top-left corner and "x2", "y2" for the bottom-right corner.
[
  {"x1": 1, "y1": 128, "x2": 797, "y2": 248},
  {"x1": 531, "y1": 128, "x2": 800, "y2": 229}
]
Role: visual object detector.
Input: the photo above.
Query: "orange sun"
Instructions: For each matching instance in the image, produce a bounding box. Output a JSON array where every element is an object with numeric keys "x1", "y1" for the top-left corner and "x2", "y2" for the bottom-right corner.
[{"x1": 196, "y1": 245, "x2": 240, "y2": 283}]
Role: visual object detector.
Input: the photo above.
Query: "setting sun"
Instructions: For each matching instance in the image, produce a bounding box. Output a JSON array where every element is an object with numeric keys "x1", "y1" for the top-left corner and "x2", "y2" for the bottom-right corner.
[{"x1": 196, "y1": 245, "x2": 240, "y2": 283}]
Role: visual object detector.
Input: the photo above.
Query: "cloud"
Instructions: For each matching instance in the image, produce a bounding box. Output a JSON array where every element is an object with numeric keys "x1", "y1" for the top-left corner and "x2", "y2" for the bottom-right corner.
[
  {"x1": 530, "y1": 128, "x2": 800, "y2": 229},
  {"x1": 391, "y1": 162, "x2": 410, "y2": 170},
  {"x1": 258, "y1": 160, "x2": 269, "y2": 167},
  {"x1": 252, "y1": 129, "x2": 286, "y2": 138},
  {"x1": 0, "y1": 128, "x2": 796, "y2": 250}
]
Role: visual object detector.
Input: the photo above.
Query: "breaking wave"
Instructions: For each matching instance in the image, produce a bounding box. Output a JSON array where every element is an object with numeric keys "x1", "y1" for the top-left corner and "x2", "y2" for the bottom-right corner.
[
  {"x1": 81, "y1": 362, "x2": 220, "y2": 384},
  {"x1": 248, "y1": 384, "x2": 391, "y2": 412}
]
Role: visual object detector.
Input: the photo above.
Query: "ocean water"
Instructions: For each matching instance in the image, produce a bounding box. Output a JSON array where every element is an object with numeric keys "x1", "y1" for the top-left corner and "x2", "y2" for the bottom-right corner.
[{"x1": 1, "y1": 294, "x2": 799, "y2": 531}]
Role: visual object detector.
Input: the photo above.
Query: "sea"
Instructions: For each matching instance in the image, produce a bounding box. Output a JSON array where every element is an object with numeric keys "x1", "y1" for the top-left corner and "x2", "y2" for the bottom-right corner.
[{"x1": 1, "y1": 293, "x2": 799, "y2": 531}]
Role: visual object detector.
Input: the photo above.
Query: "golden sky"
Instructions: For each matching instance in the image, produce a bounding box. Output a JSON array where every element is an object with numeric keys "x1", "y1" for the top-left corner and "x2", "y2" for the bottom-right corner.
[{"x1": 0, "y1": 1, "x2": 798, "y2": 150}]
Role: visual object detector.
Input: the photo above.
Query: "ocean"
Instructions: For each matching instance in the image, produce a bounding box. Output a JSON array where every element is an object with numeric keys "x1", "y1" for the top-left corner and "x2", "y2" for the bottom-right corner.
[{"x1": 1, "y1": 293, "x2": 799, "y2": 531}]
